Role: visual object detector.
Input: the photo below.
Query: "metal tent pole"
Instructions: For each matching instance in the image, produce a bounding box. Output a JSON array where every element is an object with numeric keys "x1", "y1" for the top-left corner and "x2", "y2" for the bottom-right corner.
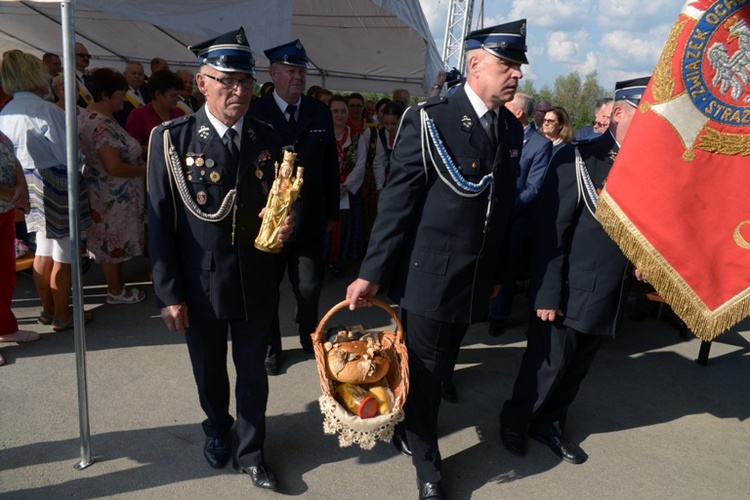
[{"x1": 60, "y1": 0, "x2": 95, "y2": 470}]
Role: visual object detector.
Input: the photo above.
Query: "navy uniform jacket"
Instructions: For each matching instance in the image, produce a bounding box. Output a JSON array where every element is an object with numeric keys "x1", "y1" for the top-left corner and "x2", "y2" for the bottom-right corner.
[
  {"x1": 248, "y1": 93, "x2": 339, "y2": 243},
  {"x1": 512, "y1": 127, "x2": 552, "y2": 233},
  {"x1": 530, "y1": 131, "x2": 630, "y2": 336},
  {"x1": 147, "y1": 107, "x2": 282, "y2": 328},
  {"x1": 358, "y1": 85, "x2": 524, "y2": 324}
]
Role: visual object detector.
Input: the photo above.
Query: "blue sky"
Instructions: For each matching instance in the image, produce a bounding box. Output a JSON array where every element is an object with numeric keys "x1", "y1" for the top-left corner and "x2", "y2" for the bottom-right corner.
[{"x1": 418, "y1": 0, "x2": 686, "y2": 92}]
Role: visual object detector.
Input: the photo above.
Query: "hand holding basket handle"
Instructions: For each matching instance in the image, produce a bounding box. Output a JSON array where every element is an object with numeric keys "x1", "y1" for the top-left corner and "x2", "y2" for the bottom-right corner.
[{"x1": 346, "y1": 278, "x2": 380, "y2": 310}]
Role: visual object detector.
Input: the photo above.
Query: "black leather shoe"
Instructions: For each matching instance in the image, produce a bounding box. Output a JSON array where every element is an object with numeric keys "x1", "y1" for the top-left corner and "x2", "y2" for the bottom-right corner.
[
  {"x1": 235, "y1": 461, "x2": 279, "y2": 490},
  {"x1": 203, "y1": 435, "x2": 230, "y2": 469},
  {"x1": 392, "y1": 429, "x2": 412, "y2": 457},
  {"x1": 418, "y1": 480, "x2": 446, "y2": 500},
  {"x1": 441, "y1": 379, "x2": 458, "y2": 403},
  {"x1": 529, "y1": 431, "x2": 588, "y2": 464},
  {"x1": 500, "y1": 423, "x2": 527, "y2": 456},
  {"x1": 265, "y1": 354, "x2": 279, "y2": 376},
  {"x1": 488, "y1": 320, "x2": 506, "y2": 337}
]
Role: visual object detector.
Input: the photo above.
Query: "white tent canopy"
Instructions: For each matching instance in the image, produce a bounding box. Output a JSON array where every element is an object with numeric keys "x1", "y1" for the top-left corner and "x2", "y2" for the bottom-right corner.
[{"x1": 0, "y1": 0, "x2": 442, "y2": 95}]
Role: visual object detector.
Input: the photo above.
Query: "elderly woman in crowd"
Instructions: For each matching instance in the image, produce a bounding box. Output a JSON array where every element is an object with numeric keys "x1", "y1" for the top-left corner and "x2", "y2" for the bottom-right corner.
[
  {"x1": 51, "y1": 74, "x2": 82, "y2": 115},
  {"x1": 0, "y1": 50, "x2": 92, "y2": 331},
  {"x1": 541, "y1": 105, "x2": 574, "y2": 155},
  {"x1": 0, "y1": 129, "x2": 39, "y2": 364},
  {"x1": 126, "y1": 69, "x2": 185, "y2": 154},
  {"x1": 79, "y1": 68, "x2": 146, "y2": 305}
]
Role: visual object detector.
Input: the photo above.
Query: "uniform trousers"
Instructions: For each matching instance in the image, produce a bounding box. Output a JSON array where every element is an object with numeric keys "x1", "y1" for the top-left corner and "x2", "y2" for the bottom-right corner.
[
  {"x1": 267, "y1": 238, "x2": 325, "y2": 356},
  {"x1": 185, "y1": 313, "x2": 269, "y2": 467},
  {"x1": 490, "y1": 230, "x2": 527, "y2": 322},
  {"x1": 501, "y1": 315, "x2": 603, "y2": 437},
  {"x1": 401, "y1": 309, "x2": 469, "y2": 483}
]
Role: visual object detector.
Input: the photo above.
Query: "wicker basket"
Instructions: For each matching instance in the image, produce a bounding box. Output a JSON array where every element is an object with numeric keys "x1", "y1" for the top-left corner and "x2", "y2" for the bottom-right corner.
[{"x1": 312, "y1": 299, "x2": 409, "y2": 450}]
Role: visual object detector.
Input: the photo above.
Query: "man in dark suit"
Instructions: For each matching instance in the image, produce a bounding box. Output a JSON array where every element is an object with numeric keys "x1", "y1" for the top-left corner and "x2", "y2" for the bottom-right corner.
[
  {"x1": 499, "y1": 77, "x2": 650, "y2": 465},
  {"x1": 74, "y1": 42, "x2": 93, "y2": 108},
  {"x1": 114, "y1": 61, "x2": 151, "y2": 127},
  {"x1": 487, "y1": 92, "x2": 553, "y2": 337},
  {"x1": 147, "y1": 27, "x2": 293, "y2": 492},
  {"x1": 574, "y1": 97, "x2": 614, "y2": 140},
  {"x1": 347, "y1": 21, "x2": 528, "y2": 500},
  {"x1": 248, "y1": 40, "x2": 339, "y2": 374},
  {"x1": 175, "y1": 69, "x2": 200, "y2": 114}
]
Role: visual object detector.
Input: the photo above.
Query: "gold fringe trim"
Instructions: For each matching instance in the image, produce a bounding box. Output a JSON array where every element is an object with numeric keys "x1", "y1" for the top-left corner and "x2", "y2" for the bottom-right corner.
[{"x1": 596, "y1": 190, "x2": 750, "y2": 341}]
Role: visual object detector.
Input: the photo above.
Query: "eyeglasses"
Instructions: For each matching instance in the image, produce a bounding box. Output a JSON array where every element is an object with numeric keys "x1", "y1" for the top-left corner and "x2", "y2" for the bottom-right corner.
[
  {"x1": 542, "y1": 118, "x2": 559, "y2": 124},
  {"x1": 76, "y1": 53, "x2": 91, "y2": 58},
  {"x1": 201, "y1": 73, "x2": 255, "y2": 90},
  {"x1": 593, "y1": 121, "x2": 609, "y2": 128}
]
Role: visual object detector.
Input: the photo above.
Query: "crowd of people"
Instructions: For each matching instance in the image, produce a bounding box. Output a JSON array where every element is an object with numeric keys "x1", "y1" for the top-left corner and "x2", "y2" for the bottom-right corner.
[{"x1": 1, "y1": 19, "x2": 651, "y2": 500}]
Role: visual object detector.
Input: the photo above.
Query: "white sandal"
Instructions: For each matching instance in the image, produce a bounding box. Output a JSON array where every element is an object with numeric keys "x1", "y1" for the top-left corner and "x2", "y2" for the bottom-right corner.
[{"x1": 107, "y1": 286, "x2": 145, "y2": 305}]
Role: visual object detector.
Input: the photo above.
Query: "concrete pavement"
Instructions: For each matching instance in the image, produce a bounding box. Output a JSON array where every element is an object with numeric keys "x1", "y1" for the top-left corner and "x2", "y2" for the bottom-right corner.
[{"x1": 2, "y1": 256, "x2": 749, "y2": 499}]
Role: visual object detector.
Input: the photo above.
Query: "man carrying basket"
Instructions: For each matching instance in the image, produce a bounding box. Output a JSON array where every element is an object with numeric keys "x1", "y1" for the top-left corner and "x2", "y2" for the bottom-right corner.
[{"x1": 347, "y1": 20, "x2": 528, "y2": 500}]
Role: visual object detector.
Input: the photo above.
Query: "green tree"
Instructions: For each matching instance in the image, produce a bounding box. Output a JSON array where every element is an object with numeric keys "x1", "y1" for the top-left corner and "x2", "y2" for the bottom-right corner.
[
  {"x1": 550, "y1": 71, "x2": 607, "y2": 130},
  {"x1": 516, "y1": 71, "x2": 607, "y2": 132}
]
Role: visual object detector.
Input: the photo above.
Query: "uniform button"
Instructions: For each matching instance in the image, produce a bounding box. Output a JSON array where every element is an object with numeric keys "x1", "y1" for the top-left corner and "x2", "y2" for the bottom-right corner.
[
  {"x1": 241, "y1": 226, "x2": 246, "y2": 231},
  {"x1": 414, "y1": 262, "x2": 420, "y2": 268},
  {"x1": 239, "y1": 203, "x2": 244, "y2": 208}
]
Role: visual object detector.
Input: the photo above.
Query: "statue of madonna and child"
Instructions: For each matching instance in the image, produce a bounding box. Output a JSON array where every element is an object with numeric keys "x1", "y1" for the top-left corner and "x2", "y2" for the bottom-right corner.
[{"x1": 254, "y1": 149, "x2": 304, "y2": 253}]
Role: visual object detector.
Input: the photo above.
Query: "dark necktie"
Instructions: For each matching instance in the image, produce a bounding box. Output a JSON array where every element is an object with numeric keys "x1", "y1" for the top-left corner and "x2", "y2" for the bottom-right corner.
[
  {"x1": 133, "y1": 89, "x2": 140, "y2": 98},
  {"x1": 224, "y1": 128, "x2": 239, "y2": 164},
  {"x1": 485, "y1": 110, "x2": 497, "y2": 147},
  {"x1": 286, "y1": 104, "x2": 297, "y2": 132},
  {"x1": 83, "y1": 73, "x2": 92, "y2": 90}
]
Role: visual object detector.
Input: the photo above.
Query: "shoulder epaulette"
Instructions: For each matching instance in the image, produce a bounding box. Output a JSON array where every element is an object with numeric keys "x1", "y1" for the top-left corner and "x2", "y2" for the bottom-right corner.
[
  {"x1": 250, "y1": 116, "x2": 276, "y2": 132},
  {"x1": 416, "y1": 95, "x2": 446, "y2": 109},
  {"x1": 572, "y1": 137, "x2": 595, "y2": 147},
  {"x1": 157, "y1": 114, "x2": 192, "y2": 131}
]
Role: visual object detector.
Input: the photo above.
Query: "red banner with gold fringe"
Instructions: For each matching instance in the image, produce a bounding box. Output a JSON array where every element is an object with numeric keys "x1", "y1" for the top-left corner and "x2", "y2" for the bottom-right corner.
[{"x1": 597, "y1": 0, "x2": 750, "y2": 341}]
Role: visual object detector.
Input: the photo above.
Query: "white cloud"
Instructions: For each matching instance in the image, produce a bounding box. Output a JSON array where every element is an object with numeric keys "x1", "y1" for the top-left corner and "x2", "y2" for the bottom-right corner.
[
  {"x1": 547, "y1": 30, "x2": 590, "y2": 63},
  {"x1": 598, "y1": 0, "x2": 682, "y2": 30},
  {"x1": 599, "y1": 25, "x2": 670, "y2": 65},
  {"x1": 575, "y1": 51, "x2": 599, "y2": 75},
  {"x1": 510, "y1": 0, "x2": 593, "y2": 30},
  {"x1": 595, "y1": 24, "x2": 673, "y2": 89}
]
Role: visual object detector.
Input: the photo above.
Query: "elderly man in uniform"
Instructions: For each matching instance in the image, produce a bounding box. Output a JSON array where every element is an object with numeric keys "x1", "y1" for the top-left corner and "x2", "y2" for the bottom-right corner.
[
  {"x1": 147, "y1": 27, "x2": 292, "y2": 491},
  {"x1": 499, "y1": 77, "x2": 650, "y2": 465},
  {"x1": 347, "y1": 21, "x2": 528, "y2": 500},
  {"x1": 249, "y1": 39, "x2": 339, "y2": 375}
]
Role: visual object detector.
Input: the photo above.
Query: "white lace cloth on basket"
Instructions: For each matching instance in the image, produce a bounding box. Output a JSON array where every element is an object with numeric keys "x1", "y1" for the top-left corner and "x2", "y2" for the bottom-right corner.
[{"x1": 319, "y1": 395, "x2": 405, "y2": 450}]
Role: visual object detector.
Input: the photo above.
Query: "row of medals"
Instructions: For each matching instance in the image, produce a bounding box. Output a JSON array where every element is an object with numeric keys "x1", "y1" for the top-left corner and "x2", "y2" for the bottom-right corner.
[{"x1": 185, "y1": 153, "x2": 220, "y2": 205}]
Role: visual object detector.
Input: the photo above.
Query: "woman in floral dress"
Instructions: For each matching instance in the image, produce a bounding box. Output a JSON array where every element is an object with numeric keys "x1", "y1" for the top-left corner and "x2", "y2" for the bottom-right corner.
[{"x1": 78, "y1": 68, "x2": 146, "y2": 304}]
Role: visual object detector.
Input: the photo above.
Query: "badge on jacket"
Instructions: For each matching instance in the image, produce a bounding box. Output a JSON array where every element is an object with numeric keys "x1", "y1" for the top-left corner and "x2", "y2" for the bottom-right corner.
[{"x1": 196, "y1": 190, "x2": 207, "y2": 205}]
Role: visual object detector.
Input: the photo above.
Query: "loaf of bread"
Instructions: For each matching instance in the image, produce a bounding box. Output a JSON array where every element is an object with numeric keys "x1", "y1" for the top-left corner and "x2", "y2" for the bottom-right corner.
[{"x1": 326, "y1": 339, "x2": 390, "y2": 384}]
